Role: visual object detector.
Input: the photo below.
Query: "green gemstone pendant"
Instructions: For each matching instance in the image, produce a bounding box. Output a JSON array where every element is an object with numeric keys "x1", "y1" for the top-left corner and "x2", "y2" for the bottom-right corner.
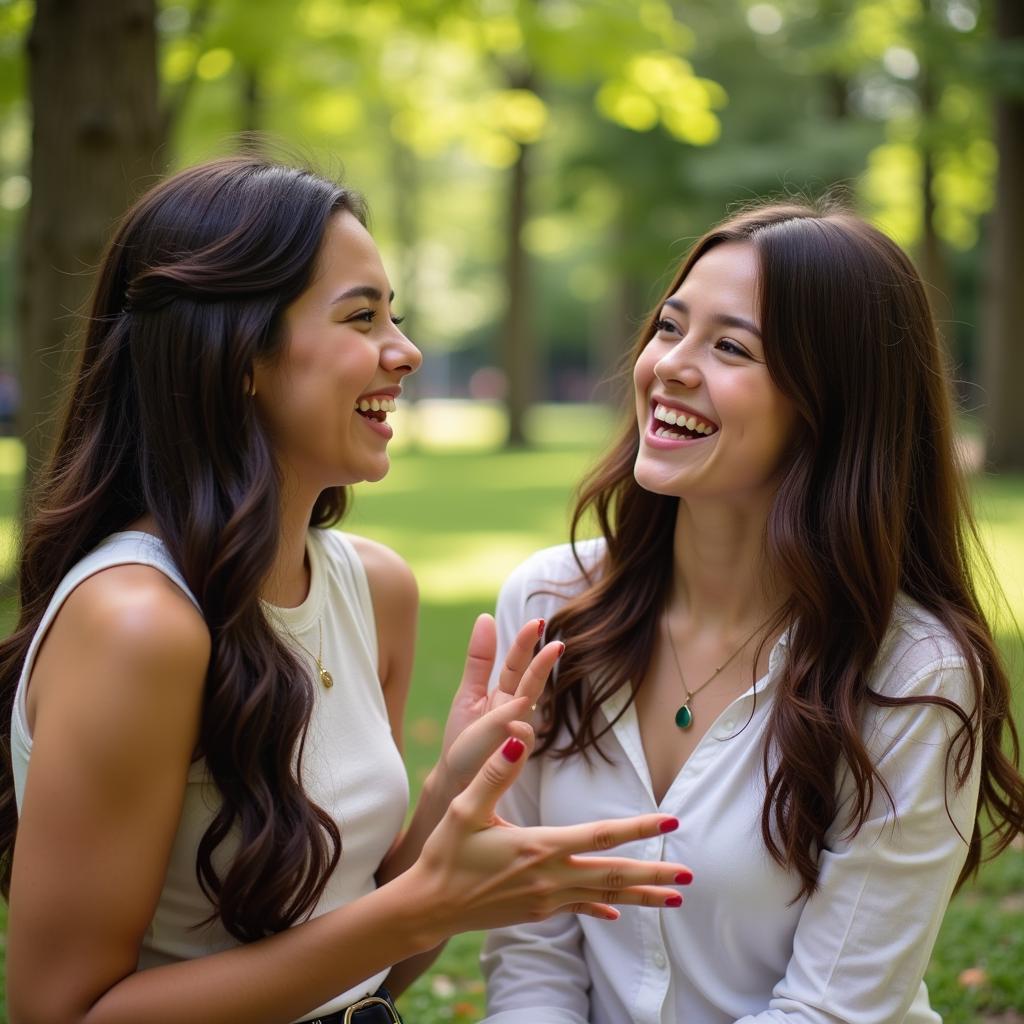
[{"x1": 675, "y1": 703, "x2": 693, "y2": 729}]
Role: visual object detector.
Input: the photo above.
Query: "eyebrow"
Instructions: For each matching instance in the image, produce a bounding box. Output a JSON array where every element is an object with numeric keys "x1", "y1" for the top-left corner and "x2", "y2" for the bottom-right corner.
[
  {"x1": 664, "y1": 298, "x2": 762, "y2": 339},
  {"x1": 330, "y1": 286, "x2": 395, "y2": 305}
]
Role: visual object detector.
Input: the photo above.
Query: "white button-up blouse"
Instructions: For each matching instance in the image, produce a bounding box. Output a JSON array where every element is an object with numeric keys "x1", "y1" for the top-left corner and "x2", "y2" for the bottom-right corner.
[{"x1": 481, "y1": 540, "x2": 981, "y2": 1024}]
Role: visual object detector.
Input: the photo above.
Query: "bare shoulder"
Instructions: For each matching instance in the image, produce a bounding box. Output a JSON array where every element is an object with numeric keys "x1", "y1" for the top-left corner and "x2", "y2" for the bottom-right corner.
[
  {"x1": 28, "y1": 563, "x2": 210, "y2": 733},
  {"x1": 59, "y1": 562, "x2": 210, "y2": 672},
  {"x1": 345, "y1": 534, "x2": 418, "y2": 616}
]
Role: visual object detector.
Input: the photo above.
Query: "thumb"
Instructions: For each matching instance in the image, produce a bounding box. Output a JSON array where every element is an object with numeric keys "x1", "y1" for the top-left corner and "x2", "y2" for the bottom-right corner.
[
  {"x1": 451, "y1": 730, "x2": 534, "y2": 828},
  {"x1": 457, "y1": 613, "x2": 497, "y2": 704}
]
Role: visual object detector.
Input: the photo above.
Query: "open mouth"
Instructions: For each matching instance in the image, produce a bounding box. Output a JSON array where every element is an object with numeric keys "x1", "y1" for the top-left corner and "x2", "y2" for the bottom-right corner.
[
  {"x1": 651, "y1": 402, "x2": 718, "y2": 441},
  {"x1": 355, "y1": 397, "x2": 396, "y2": 423}
]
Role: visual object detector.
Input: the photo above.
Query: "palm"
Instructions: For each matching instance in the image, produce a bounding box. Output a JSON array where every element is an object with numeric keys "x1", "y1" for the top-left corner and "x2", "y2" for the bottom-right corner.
[{"x1": 440, "y1": 615, "x2": 559, "y2": 789}]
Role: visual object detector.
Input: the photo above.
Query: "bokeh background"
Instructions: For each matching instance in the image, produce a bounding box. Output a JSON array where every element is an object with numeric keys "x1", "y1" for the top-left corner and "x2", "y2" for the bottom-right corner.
[{"x1": 0, "y1": 1, "x2": 1022, "y2": 1021}]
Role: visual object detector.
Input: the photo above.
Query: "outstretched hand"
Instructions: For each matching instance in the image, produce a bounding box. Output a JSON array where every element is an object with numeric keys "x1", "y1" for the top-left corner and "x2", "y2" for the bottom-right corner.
[
  {"x1": 411, "y1": 730, "x2": 692, "y2": 938},
  {"x1": 440, "y1": 614, "x2": 561, "y2": 792}
]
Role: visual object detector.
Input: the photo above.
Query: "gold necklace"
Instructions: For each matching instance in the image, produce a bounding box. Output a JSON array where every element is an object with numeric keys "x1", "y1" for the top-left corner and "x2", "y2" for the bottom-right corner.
[
  {"x1": 663, "y1": 615, "x2": 766, "y2": 730},
  {"x1": 282, "y1": 619, "x2": 333, "y2": 689}
]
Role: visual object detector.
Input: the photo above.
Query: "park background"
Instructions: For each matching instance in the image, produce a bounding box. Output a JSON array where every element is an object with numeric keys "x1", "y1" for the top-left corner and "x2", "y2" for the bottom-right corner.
[{"x1": 0, "y1": 0, "x2": 1023, "y2": 1020}]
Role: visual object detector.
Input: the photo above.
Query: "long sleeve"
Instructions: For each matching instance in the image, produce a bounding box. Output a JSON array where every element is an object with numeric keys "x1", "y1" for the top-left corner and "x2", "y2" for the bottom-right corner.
[
  {"x1": 733, "y1": 657, "x2": 980, "y2": 1024},
  {"x1": 480, "y1": 551, "x2": 594, "y2": 1024}
]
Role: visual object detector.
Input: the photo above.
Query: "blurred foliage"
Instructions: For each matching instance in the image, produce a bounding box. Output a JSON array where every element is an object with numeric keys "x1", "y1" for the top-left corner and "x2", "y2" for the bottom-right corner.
[{"x1": 0, "y1": 0, "x2": 1021, "y2": 387}]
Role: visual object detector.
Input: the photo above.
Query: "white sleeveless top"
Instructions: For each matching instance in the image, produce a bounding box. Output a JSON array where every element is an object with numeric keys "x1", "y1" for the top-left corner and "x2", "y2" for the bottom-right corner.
[{"x1": 10, "y1": 528, "x2": 410, "y2": 1020}]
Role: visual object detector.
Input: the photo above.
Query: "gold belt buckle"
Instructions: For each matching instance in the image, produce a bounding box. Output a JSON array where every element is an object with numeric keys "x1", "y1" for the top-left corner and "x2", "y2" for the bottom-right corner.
[{"x1": 342, "y1": 994, "x2": 401, "y2": 1024}]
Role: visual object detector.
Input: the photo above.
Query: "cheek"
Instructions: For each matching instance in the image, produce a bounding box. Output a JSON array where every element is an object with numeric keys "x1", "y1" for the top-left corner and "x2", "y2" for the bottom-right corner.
[{"x1": 633, "y1": 349, "x2": 656, "y2": 404}]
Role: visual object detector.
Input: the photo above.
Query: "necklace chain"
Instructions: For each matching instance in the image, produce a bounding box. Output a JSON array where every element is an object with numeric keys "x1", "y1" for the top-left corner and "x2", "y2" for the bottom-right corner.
[
  {"x1": 278, "y1": 618, "x2": 334, "y2": 689},
  {"x1": 664, "y1": 614, "x2": 766, "y2": 730}
]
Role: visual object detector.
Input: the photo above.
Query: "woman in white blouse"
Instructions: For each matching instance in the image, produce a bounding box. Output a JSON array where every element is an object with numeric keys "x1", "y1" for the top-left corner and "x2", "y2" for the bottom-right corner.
[{"x1": 482, "y1": 201, "x2": 1024, "y2": 1024}]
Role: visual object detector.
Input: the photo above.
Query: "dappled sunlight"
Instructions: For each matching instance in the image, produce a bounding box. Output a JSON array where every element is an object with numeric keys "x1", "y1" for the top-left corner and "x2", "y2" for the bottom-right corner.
[{"x1": 410, "y1": 531, "x2": 564, "y2": 604}]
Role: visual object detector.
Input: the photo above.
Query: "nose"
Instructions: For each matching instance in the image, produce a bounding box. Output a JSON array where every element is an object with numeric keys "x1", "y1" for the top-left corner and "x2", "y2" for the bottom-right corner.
[
  {"x1": 654, "y1": 339, "x2": 701, "y2": 390},
  {"x1": 383, "y1": 324, "x2": 422, "y2": 377}
]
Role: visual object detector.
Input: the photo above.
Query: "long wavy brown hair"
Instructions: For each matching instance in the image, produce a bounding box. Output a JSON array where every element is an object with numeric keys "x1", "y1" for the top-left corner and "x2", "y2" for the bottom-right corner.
[
  {"x1": 544, "y1": 200, "x2": 1024, "y2": 898},
  {"x1": 0, "y1": 157, "x2": 365, "y2": 940}
]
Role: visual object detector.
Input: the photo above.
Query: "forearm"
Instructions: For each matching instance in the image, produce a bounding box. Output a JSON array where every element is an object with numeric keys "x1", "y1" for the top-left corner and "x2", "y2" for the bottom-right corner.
[
  {"x1": 377, "y1": 766, "x2": 455, "y2": 885},
  {"x1": 382, "y1": 943, "x2": 448, "y2": 998},
  {"x1": 369, "y1": 767, "x2": 455, "y2": 994},
  {"x1": 18, "y1": 872, "x2": 438, "y2": 1024}
]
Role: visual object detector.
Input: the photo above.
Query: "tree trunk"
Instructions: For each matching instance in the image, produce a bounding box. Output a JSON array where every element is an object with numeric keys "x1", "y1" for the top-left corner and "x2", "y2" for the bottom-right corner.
[
  {"x1": 981, "y1": 0, "x2": 1024, "y2": 471},
  {"x1": 918, "y1": 64, "x2": 954, "y2": 328},
  {"x1": 239, "y1": 64, "x2": 262, "y2": 149},
  {"x1": 17, "y1": 0, "x2": 161, "y2": 504},
  {"x1": 500, "y1": 133, "x2": 533, "y2": 448}
]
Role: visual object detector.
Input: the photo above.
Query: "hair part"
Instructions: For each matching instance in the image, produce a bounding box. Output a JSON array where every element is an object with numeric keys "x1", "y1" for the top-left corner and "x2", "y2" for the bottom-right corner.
[
  {"x1": 0, "y1": 156, "x2": 365, "y2": 939},
  {"x1": 543, "y1": 198, "x2": 1024, "y2": 897}
]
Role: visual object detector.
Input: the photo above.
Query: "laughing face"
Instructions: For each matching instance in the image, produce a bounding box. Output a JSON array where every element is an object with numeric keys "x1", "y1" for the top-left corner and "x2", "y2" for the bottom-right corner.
[
  {"x1": 633, "y1": 241, "x2": 798, "y2": 503},
  {"x1": 254, "y1": 211, "x2": 421, "y2": 492}
]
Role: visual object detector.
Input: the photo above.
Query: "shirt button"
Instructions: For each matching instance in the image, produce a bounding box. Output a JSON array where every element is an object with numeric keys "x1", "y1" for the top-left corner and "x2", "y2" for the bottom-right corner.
[{"x1": 653, "y1": 952, "x2": 667, "y2": 968}]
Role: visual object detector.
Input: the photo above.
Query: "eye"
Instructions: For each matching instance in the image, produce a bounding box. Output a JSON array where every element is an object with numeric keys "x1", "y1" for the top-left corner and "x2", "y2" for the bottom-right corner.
[
  {"x1": 391, "y1": 314, "x2": 405, "y2": 326},
  {"x1": 715, "y1": 338, "x2": 751, "y2": 358},
  {"x1": 654, "y1": 317, "x2": 680, "y2": 336},
  {"x1": 348, "y1": 309, "x2": 377, "y2": 324}
]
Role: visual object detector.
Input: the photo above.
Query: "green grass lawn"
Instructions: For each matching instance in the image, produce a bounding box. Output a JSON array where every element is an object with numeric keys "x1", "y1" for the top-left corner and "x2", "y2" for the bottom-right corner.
[{"x1": 0, "y1": 404, "x2": 1022, "y2": 1022}]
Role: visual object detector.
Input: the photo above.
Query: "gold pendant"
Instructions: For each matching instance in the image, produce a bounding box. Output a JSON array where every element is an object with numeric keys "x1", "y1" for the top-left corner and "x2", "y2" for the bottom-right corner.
[{"x1": 319, "y1": 667, "x2": 334, "y2": 688}]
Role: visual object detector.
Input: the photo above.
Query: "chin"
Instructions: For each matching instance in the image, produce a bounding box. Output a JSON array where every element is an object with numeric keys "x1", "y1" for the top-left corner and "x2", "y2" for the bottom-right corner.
[
  {"x1": 633, "y1": 459, "x2": 683, "y2": 498},
  {"x1": 362, "y1": 456, "x2": 391, "y2": 483}
]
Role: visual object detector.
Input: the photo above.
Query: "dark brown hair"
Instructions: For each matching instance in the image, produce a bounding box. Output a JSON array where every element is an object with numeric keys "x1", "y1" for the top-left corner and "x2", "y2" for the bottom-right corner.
[
  {"x1": 0, "y1": 156, "x2": 367, "y2": 939},
  {"x1": 544, "y1": 200, "x2": 1024, "y2": 897}
]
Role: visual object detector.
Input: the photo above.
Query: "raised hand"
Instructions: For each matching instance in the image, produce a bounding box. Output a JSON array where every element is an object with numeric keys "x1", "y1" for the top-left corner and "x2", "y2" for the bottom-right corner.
[
  {"x1": 440, "y1": 615, "x2": 560, "y2": 791},
  {"x1": 410, "y1": 731, "x2": 692, "y2": 940}
]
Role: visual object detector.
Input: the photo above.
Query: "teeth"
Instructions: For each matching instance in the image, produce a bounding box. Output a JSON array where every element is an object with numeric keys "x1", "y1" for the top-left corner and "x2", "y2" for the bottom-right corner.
[
  {"x1": 652, "y1": 403, "x2": 716, "y2": 436},
  {"x1": 356, "y1": 397, "x2": 397, "y2": 413}
]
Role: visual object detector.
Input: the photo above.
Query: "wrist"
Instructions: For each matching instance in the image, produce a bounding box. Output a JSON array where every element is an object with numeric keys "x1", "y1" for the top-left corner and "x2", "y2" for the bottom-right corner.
[
  {"x1": 386, "y1": 858, "x2": 451, "y2": 951},
  {"x1": 423, "y1": 762, "x2": 461, "y2": 805}
]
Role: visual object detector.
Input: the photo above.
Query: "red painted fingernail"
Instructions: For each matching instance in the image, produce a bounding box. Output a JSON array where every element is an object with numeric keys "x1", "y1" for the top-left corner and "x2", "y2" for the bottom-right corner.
[
  {"x1": 556, "y1": 642, "x2": 566, "y2": 657},
  {"x1": 603, "y1": 907, "x2": 620, "y2": 920},
  {"x1": 501, "y1": 737, "x2": 525, "y2": 763},
  {"x1": 675, "y1": 870, "x2": 693, "y2": 885},
  {"x1": 537, "y1": 619, "x2": 546, "y2": 639},
  {"x1": 659, "y1": 818, "x2": 679, "y2": 834},
  {"x1": 665, "y1": 894, "x2": 683, "y2": 907}
]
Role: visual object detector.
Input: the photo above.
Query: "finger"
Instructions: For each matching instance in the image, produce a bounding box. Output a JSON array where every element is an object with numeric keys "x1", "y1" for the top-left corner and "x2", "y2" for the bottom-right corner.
[
  {"x1": 513, "y1": 640, "x2": 564, "y2": 708},
  {"x1": 572, "y1": 903, "x2": 620, "y2": 922},
  {"x1": 535, "y1": 814, "x2": 680, "y2": 856},
  {"x1": 449, "y1": 730, "x2": 536, "y2": 827},
  {"x1": 557, "y1": 855, "x2": 694, "y2": 890},
  {"x1": 444, "y1": 698, "x2": 534, "y2": 782},
  {"x1": 555, "y1": 885, "x2": 686, "y2": 910},
  {"x1": 457, "y1": 613, "x2": 497, "y2": 705},
  {"x1": 495, "y1": 619, "x2": 545, "y2": 695}
]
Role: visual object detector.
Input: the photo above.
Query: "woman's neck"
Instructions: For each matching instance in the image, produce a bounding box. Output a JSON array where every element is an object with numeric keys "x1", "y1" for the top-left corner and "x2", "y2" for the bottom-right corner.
[
  {"x1": 669, "y1": 495, "x2": 787, "y2": 632},
  {"x1": 262, "y1": 482, "x2": 318, "y2": 608}
]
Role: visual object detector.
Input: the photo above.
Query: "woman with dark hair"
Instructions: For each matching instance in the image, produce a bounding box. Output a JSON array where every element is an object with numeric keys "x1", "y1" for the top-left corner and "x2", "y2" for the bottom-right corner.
[
  {"x1": 0, "y1": 157, "x2": 692, "y2": 1024},
  {"x1": 481, "y1": 202, "x2": 1024, "y2": 1023}
]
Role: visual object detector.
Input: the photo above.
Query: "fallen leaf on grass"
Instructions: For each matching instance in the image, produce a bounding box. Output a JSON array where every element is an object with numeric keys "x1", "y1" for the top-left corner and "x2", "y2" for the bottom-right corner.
[
  {"x1": 430, "y1": 975, "x2": 456, "y2": 998},
  {"x1": 411, "y1": 717, "x2": 442, "y2": 743},
  {"x1": 957, "y1": 966, "x2": 990, "y2": 988}
]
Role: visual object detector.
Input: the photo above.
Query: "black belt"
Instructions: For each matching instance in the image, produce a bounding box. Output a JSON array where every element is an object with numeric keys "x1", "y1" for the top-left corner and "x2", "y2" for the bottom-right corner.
[{"x1": 299, "y1": 986, "x2": 404, "y2": 1024}]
